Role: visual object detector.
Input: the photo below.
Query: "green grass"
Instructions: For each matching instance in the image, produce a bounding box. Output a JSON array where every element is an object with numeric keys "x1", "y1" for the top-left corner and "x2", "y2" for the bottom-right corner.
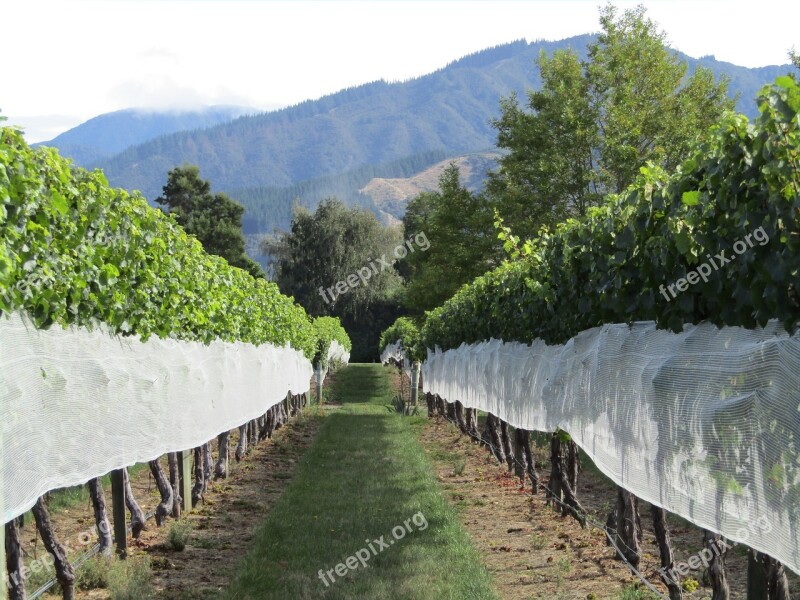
[{"x1": 224, "y1": 364, "x2": 497, "y2": 600}]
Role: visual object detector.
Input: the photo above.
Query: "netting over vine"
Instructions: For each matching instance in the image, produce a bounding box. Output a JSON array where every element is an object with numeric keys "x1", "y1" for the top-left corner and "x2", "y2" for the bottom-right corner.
[
  {"x1": 421, "y1": 320, "x2": 800, "y2": 575},
  {"x1": 0, "y1": 311, "x2": 312, "y2": 522}
]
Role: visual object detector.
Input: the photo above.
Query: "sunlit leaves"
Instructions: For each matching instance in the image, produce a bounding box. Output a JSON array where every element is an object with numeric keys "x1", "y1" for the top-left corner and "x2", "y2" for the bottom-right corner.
[
  {"x1": 421, "y1": 78, "x2": 800, "y2": 352},
  {"x1": 0, "y1": 127, "x2": 325, "y2": 359}
]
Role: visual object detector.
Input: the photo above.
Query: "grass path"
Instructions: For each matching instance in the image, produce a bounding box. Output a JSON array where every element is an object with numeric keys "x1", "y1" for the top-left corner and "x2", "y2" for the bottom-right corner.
[{"x1": 224, "y1": 364, "x2": 497, "y2": 600}]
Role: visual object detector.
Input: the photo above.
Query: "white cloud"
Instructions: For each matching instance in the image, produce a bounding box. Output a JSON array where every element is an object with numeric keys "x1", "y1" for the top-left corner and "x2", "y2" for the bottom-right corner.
[
  {"x1": 4, "y1": 114, "x2": 89, "y2": 144},
  {"x1": 107, "y1": 74, "x2": 266, "y2": 112}
]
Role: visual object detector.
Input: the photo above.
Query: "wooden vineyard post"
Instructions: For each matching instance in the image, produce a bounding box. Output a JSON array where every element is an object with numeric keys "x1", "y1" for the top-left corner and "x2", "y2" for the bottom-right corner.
[
  {"x1": 410, "y1": 362, "x2": 420, "y2": 409},
  {"x1": 177, "y1": 450, "x2": 193, "y2": 514},
  {"x1": 110, "y1": 469, "x2": 128, "y2": 558},
  {"x1": 315, "y1": 362, "x2": 324, "y2": 404}
]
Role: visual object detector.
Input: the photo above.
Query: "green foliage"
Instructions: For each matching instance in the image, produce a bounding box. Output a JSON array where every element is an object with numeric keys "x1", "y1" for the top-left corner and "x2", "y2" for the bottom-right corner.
[
  {"x1": 156, "y1": 165, "x2": 264, "y2": 278},
  {"x1": 166, "y1": 520, "x2": 193, "y2": 551},
  {"x1": 616, "y1": 583, "x2": 659, "y2": 600},
  {"x1": 76, "y1": 555, "x2": 113, "y2": 590},
  {"x1": 263, "y1": 198, "x2": 404, "y2": 360},
  {"x1": 264, "y1": 198, "x2": 401, "y2": 318},
  {"x1": 422, "y1": 78, "x2": 800, "y2": 351},
  {"x1": 488, "y1": 5, "x2": 733, "y2": 240},
  {"x1": 379, "y1": 316, "x2": 424, "y2": 362},
  {"x1": 0, "y1": 127, "x2": 317, "y2": 359},
  {"x1": 400, "y1": 164, "x2": 498, "y2": 312},
  {"x1": 106, "y1": 555, "x2": 153, "y2": 600},
  {"x1": 312, "y1": 315, "x2": 352, "y2": 369}
]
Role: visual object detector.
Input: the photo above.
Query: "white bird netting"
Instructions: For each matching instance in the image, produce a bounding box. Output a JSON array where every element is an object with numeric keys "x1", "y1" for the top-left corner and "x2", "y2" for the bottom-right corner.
[
  {"x1": 0, "y1": 310, "x2": 312, "y2": 523},
  {"x1": 327, "y1": 340, "x2": 350, "y2": 367},
  {"x1": 380, "y1": 341, "x2": 412, "y2": 380},
  {"x1": 421, "y1": 320, "x2": 800, "y2": 575}
]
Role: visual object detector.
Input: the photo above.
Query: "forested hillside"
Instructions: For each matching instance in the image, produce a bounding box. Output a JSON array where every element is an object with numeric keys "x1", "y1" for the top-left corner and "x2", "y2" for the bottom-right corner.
[{"x1": 94, "y1": 36, "x2": 790, "y2": 202}]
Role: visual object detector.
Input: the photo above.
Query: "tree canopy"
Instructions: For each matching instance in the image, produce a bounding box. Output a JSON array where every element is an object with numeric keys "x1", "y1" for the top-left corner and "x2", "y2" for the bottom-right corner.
[
  {"x1": 488, "y1": 4, "x2": 734, "y2": 240},
  {"x1": 156, "y1": 165, "x2": 264, "y2": 278},
  {"x1": 261, "y1": 198, "x2": 404, "y2": 360},
  {"x1": 399, "y1": 164, "x2": 498, "y2": 313}
]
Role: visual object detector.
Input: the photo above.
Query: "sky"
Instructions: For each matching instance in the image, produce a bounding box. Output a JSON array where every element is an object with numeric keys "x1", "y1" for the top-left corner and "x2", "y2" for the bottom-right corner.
[{"x1": 3, "y1": 0, "x2": 798, "y2": 143}]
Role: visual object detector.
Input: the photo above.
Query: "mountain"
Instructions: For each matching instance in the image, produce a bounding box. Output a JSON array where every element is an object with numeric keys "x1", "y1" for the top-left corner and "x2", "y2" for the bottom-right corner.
[
  {"x1": 360, "y1": 152, "x2": 501, "y2": 225},
  {"x1": 92, "y1": 36, "x2": 791, "y2": 214},
  {"x1": 229, "y1": 150, "x2": 498, "y2": 238},
  {"x1": 36, "y1": 105, "x2": 257, "y2": 166}
]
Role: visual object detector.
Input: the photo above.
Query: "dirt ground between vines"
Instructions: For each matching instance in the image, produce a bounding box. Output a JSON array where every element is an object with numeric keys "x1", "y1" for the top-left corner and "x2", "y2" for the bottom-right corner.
[
  {"x1": 29, "y1": 403, "x2": 325, "y2": 600},
  {"x1": 399, "y1": 372, "x2": 800, "y2": 599}
]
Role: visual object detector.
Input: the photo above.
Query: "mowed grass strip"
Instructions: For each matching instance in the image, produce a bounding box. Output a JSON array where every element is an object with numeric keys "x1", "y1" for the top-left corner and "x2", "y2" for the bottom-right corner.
[{"x1": 224, "y1": 364, "x2": 497, "y2": 600}]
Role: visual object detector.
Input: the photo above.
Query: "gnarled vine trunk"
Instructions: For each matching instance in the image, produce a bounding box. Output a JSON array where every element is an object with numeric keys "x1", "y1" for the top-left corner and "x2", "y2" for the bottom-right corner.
[
  {"x1": 454, "y1": 401, "x2": 468, "y2": 434},
  {"x1": 566, "y1": 440, "x2": 580, "y2": 492},
  {"x1": 32, "y1": 496, "x2": 75, "y2": 600},
  {"x1": 123, "y1": 468, "x2": 146, "y2": 538},
  {"x1": 266, "y1": 406, "x2": 276, "y2": 437},
  {"x1": 248, "y1": 419, "x2": 258, "y2": 450},
  {"x1": 203, "y1": 443, "x2": 213, "y2": 489},
  {"x1": 5, "y1": 518, "x2": 27, "y2": 600},
  {"x1": 614, "y1": 487, "x2": 641, "y2": 567},
  {"x1": 512, "y1": 427, "x2": 527, "y2": 483},
  {"x1": 87, "y1": 477, "x2": 113, "y2": 555},
  {"x1": 214, "y1": 432, "x2": 230, "y2": 480},
  {"x1": 548, "y1": 433, "x2": 586, "y2": 526},
  {"x1": 652, "y1": 505, "x2": 682, "y2": 600},
  {"x1": 148, "y1": 459, "x2": 174, "y2": 526},
  {"x1": 167, "y1": 452, "x2": 182, "y2": 519},
  {"x1": 517, "y1": 428, "x2": 538, "y2": 493},
  {"x1": 235, "y1": 423, "x2": 248, "y2": 461},
  {"x1": 499, "y1": 420, "x2": 513, "y2": 471},
  {"x1": 465, "y1": 407, "x2": 479, "y2": 439},
  {"x1": 437, "y1": 395, "x2": 447, "y2": 417},
  {"x1": 191, "y1": 446, "x2": 205, "y2": 507},
  {"x1": 747, "y1": 549, "x2": 788, "y2": 600},
  {"x1": 445, "y1": 400, "x2": 456, "y2": 422},
  {"x1": 485, "y1": 413, "x2": 506, "y2": 465},
  {"x1": 703, "y1": 529, "x2": 730, "y2": 600}
]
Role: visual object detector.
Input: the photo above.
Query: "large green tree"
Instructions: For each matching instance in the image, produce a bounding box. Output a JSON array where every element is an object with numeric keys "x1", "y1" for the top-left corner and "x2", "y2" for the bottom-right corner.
[
  {"x1": 262, "y1": 198, "x2": 404, "y2": 360},
  {"x1": 489, "y1": 4, "x2": 734, "y2": 239},
  {"x1": 156, "y1": 165, "x2": 263, "y2": 278},
  {"x1": 400, "y1": 164, "x2": 498, "y2": 312}
]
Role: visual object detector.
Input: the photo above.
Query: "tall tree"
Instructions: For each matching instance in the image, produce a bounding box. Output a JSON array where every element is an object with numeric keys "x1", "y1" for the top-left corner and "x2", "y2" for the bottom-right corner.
[
  {"x1": 156, "y1": 165, "x2": 263, "y2": 278},
  {"x1": 489, "y1": 4, "x2": 733, "y2": 239},
  {"x1": 400, "y1": 164, "x2": 497, "y2": 313},
  {"x1": 488, "y1": 50, "x2": 599, "y2": 235},
  {"x1": 262, "y1": 198, "x2": 403, "y2": 359}
]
